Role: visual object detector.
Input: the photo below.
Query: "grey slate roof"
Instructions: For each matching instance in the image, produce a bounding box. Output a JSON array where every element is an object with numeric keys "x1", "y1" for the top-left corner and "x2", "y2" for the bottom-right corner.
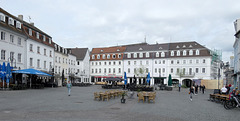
[{"x1": 68, "y1": 48, "x2": 88, "y2": 60}]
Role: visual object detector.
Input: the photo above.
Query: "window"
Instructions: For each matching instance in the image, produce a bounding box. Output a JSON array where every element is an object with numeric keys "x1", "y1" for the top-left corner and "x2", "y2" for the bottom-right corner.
[
  {"x1": 99, "y1": 62, "x2": 101, "y2": 65},
  {"x1": 43, "y1": 35, "x2": 46, "y2": 41},
  {"x1": 146, "y1": 68, "x2": 149, "y2": 73},
  {"x1": 104, "y1": 62, "x2": 107, "y2": 65},
  {"x1": 102, "y1": 54, "x2": 106, "y2": 59},
  {"x1": 112, "y1": 54, "x2": 116, "y2": 59},
  {"x1": 146, "y1": 52, "x2": 149, "y2": 57},
  {"x1": 50, "y1": 62, "x2": 52, "y2": 69},
  {"x1": 113, "y1": 68, "x2": 115, "y2": 73},
  {"x1": 163, "y1": 68, "x2": 165, "y2": 73},
  {"x1": 113, "y1": 61, "x2": 116, "y2": 65},
  {"x1": 196, "y1": 49, "x2": 200, "y2": 55},
  {"x1": 36, "y1": 32, "x2": 39, "y2": 39},
  {"x1": 134, "y1": 53, "x2": 137, "y2": 58},
  {"x1": 203, "y1": 59, "x2": 206, "y2": 63},
  {"x1": 118, "y1": 54, "x2": 121, "y2": 58},
  {"x1": 119, "y1": 61, "x2": 121, "y2": 65},
  {"x1": 50, "y1": 51, "x2": 52, "y2": 57},
  {"x1": 159, "y1": 68, "x2": 161, "y2": 73},
  {"x1": 177, "y1": 68, "x2": 180, "y2": 73},
  {"x1": 29, "y1": 29, "x2": 32, "y2": 36},
  {"x1": 171, "y1": 68, "x2": 173, "y2": 73},
  {"x1": 155, "y1": 61, "x2": 157, "y2": 64},
  {"x1": 104, "y1": 68, "x2": 106, "y2": 73},
  {"x1": 196, "y1": 68, "x2": 199, "y2": 73},
  {"x1": 128, "y1": 61, "x2": 130, "y2": 65},
  {"x1": 189, "y1": 60, "x2": 192, "y2": 64},
  {"x1": 109, "y1": 68, "x2": 111, "y2": 73},
  {"x1": 66, "y1": 59, "x2": 67, "y2": 64},
  {"x1": 99, "y1": 69, "x2": 101, "y2": 73},
  {"x1": 107, "y1": 54, "x2": 110, "y2": 59},
  {"x1": 44, "y1": 61, "x2": 46, "y2": 69},
  {"x1": 156, "y1": 52, "x2": 159, "y2": 57},
  {"x1": 177, "y1": 50, "x2": 180, "y2": 56},
  {"x1": 37, "y1": 46, "x2": 40, "y2": 54},
  {"x1": 139, "y1": 53, "x2": 143, "y2": 58},
  {"x1": 59, "y1": 57, "x2": 61, "y2": 63},
  {"x1": 128, "y1": 53, "x2": 131, "y2": 58},
  {"x1": 183, "y1": 60, "x2": 186, "y2": 64},
  {"x1": 30, "y1": 58, "x2": 33, "y2": 67},
  {"x1": 1, "y1": 31, "x2": 6, "y2": 40},
  {"x1": 77, "y1": 61, "x2": 79, "y2": 65},
  {"x1": 92, "y1": 55, "x2": 95, "y2": 59},
  {"x1": 16, "y1": 21, "x2": 21, "y2": 29},
  {"x1": 30, "y1": 44, "x2": 33, "y2": 52},
  {"x1": 196, "y1": 59, "x2": 199, "y2": 64},
  {"x1": 18, "y1": 37, "x2": 21, "y2": 45},
  {"x1": 163, "y1": 60, "x2": 165, "y2": 64},
  {"x1": 183, "y1": 50, "x2": 186, "y2": 56},
  {"x1": 10, "y1": 52, "x2": 14, "y2": 60},
  {"x1": 177, "y1": 60, "x2": 180, "y2": 64},
  {"x1": 171, "y1": 60, "x2": 174, "y2": 64},
  {"x1": 189, "y1": 68, "x2": 192, "y2": 75},
  {"x1": 202, "y1": 68, "x2": 206, "y2": 73},
  {"x1": 37, "y1": 59, "x2": 40, "y2": 68},
  {"x1": 119, "y1": 68, "x2": 121, "y2": 73},
  {"x1": 18, "y1": 53, "x2": 21, "y2": 63},
  {"x1": 183, "y1": 68, "x2": 186, "y2": 74},
  {"x1": 171, "y1": 51, "x2": 174, "y2": 56},
  {"x1": 0, "y1": 13, "x2": 5, "y2": 22},
  {"x1": 134, "y1": 68, "x2": 136, "y2": 73},
  {"x1": 97, "y1": 54, "x2": 100, "y2": 59},
  {"x1": 92, "y1": 69, "x2": 94, "y2": 73},
  {"x1": 10, "y1": 35, "x2": 14, "y2": 43},
  {"x1": 1, "y1": 50, "x2": 6, "y2": 60},
  {"x1": 49, "y1": 38, "x2": 52, "y2": 44},
  {"x1": 155, "y1": 68, "x2": 157, "y2": 73},
  {"x1": 128, "y1": 68, "x2": 130, "y2": 73},
  {"x1": 44, "y1": 49, "x2": 46, "y2": 55},
  {"x1": 146, "y1": 60, "x2": 149, "y2": 65},
  {"x1": 159, "y1": 60, "x2": 161, "y2": 64},
  {"x1": 8, "y1": 17, "x2": 14, "y2": 25},
  {"x1": 189, "y1": 50, "x2": 193, "y2": 55},
  {"x1": 109, "y1": 62, "x2": 111, "y2": 65},
  {"x1": 134, "y1": 61, "x2": 136, "y2": 65}
]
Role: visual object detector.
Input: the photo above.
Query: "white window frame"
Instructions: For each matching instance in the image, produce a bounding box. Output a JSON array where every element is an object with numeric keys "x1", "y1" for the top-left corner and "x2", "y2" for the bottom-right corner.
[
  {"x1": 8, "y1": 17, "x2": 14, "y2": 26},
  {"x1": 156, "y1": 52, "x2": 159, "y2": 57},
  {"x1": 177, "y1": 50, "x2": 180, "y2": 56},
  {"x1": 128, "y1": 53, "x2": 131, "y2": 58},
  {"x1": 107, "y1": 54, "x2": 110, "y2": 59},
  {"x1": 196, "y1": 49, "x2": 200, "y2": 55},
  {"x1": 18, "y1": 37, "x2": 21, "y2": 45},
  {"x1": 97, "y1": 54, "x2": 100, "y2": 59},
  {"x1": 16, "y1": 21, "x2": 21, "y2": 29},
  {"x1": 171, "y1": 51, "x2": 174, "y2": 56},
  {"x1": 36, "y1": 32, "x2": 39, "y2": 39},
  {"x1": 146, "y1": 52, "x2": 150, "y2": 58},
  {"x1": 29, "y1": 29, "x2": 32, "y2": 36},
  {"x1": 102, "y1": 54, "x2": 106, "y2": 59},
  {"x1": 18, "y1": 53, "x2": 21, "y2": 63},
  {"x1": 0, "y1": 13, "x2": 5, "y2": 22},
  {"x1": 183, "y1": 50, "x2": 186, "y2": 56},
  {"x1": 189, "y1": 50, "x2": 193, "y2": 56},
  {"x1": 139, "y1": 53, "x2": 143, "y2": 58},
  {"x1": 1, "y1": 31, "x2": 6, "y2": 40},
  {"x1": 134, "y1": 53, "x2": 137, "y2": 58},
  {"x1": 92, "y1": 55, "x2": 95, "y2": 59}
]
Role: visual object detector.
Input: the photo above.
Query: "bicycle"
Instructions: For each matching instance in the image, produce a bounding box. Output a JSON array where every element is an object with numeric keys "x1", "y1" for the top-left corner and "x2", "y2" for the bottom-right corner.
[{"x1": 224, "y1": 95, "x2": 240, "y2": 110}]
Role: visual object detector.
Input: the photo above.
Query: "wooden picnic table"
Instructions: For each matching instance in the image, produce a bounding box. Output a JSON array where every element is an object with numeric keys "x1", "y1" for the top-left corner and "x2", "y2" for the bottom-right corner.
[{"x1": 209, "y1": 94, "x2": 229, "y2": 102}]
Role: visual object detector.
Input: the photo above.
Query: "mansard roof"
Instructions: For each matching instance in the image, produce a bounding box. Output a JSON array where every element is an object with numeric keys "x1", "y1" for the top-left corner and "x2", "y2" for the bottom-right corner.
[
  {"x1": 68, "y1": 48, "x2": 88, "y2": 60},
  {"x1": 125, "y1": 43, "x2": 169, "y2": 52},
  {"x1": 168, "y1": 41, "x2": 206, "y2": 50}
]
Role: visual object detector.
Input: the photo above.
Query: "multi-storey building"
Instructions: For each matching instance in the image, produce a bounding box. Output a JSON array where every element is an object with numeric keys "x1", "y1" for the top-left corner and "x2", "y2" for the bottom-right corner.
[
  {"x1": 69, "y1": 48, "x2": 90, "y2": 83},
  {"x1": 234, "y1": 19, "x2": 240, "y2": 89},
  {"x1": 0, "y1": 8, "x2": 27, "y2": 84},
  {"x1": 90, "y1": 46, "x2": 126, "y2": 83}
]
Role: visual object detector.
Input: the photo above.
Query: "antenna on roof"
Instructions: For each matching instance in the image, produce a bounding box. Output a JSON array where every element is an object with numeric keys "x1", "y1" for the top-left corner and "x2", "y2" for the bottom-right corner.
[
  {"x1": 144, "y1": 35, "x2": 146, "y2": 43},
  {"x1": 28, "y1": 16, "x2": 31, "y2": 23}
]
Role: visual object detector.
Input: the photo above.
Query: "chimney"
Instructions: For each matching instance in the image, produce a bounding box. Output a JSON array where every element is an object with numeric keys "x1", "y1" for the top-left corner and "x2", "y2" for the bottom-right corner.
[
  {"x1": 18, "y1": 15, "x2": 23, "y2": 21},
  {"x1": 30, "y1": 22, "x2": 34, "y2": 26}
]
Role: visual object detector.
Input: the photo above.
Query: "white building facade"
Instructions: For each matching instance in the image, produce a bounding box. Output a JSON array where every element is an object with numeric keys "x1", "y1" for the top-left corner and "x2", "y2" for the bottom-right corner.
[{"x1": 234, "y1": 19, "x2": 240, "y2": 89}]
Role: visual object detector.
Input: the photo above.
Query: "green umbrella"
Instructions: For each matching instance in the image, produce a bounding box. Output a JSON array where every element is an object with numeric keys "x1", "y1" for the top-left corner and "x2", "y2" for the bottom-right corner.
[{"x1": 168, "y1": 74, "x2": 172, "y2": 86}]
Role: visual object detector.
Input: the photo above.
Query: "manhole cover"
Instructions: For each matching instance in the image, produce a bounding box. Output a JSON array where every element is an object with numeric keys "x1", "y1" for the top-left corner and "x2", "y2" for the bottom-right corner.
[
  {"x1": 75, "y1": 102, "x2": 83, "y2": 103},
  {"x1": 110, "y1": 107, "x2": 120, "y2": 110}
]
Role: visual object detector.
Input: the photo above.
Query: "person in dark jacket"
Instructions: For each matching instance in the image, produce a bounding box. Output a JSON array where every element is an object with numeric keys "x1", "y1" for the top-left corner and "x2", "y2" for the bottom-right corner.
[
  {"x1": 189, "y1": 86, "x2": 194, "y2": 101},
  {"x1": 202, "y1": 85, "x2": 205, "y2": 94}
]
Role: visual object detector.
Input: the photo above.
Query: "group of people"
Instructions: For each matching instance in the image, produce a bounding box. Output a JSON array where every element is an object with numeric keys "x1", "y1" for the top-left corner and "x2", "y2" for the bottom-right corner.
[
  {"x1": 189, "y1": 84, "x2": 205, "y2": 101},
  {"x1": 221, "y1": 84, "x2": 235, "y2": 95}
]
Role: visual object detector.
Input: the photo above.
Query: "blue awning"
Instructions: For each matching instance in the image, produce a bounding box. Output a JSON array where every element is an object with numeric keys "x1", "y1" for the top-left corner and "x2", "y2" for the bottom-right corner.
[{"x1": 12, "y1": 68, "x2": 52, "y2": 76}]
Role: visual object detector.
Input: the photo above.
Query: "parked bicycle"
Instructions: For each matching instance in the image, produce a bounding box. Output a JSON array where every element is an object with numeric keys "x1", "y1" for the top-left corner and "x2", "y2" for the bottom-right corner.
[{"x1": 224, "y1": 90, "x2": 240, "y2": 110}]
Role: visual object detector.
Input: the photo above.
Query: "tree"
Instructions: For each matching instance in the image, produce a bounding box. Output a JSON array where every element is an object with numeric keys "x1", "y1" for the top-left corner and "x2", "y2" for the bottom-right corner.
[{"x1": 134, "y1": 66, "x2": 147, "y2": 84}]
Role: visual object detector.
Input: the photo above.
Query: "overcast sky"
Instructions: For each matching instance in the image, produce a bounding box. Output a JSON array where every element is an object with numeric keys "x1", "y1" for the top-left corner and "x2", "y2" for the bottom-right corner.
[{"x1": 1, "y1": 0, "x2": 239, "y2": 62}]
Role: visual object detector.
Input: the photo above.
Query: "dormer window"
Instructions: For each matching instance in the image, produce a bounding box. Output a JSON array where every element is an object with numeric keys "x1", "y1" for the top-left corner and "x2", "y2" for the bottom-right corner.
[
  {"x1": 49, "y1": 38, "x2": 52, "y2": 44},
  {"x1": 16, "y1": 21, "x2": 21, "y2": 29},
  {"x1": 189, "y1": 45, "x2": 192, "y2": 48},
  {"x1": 183, "y1": 45, "x2": 186, "y2": 48},
  {"x1": 159, "y1": 47, "x2": 162, "y2": 50},
  {"x1": 196, "y1": 49, "x2": 200, "y2": 55},
  {"x1": 146, "y1": 52, "x2": 150, "y2": 58},
  {"x1": 0, "y1": 13, "x2": 5, "y2": 22},
  {"x1": 118, "y1": 54, "x2": 121, "y2": 58},
  {"x1": 101, "y1": 50, "x2": 103, "y2": 52},
  {"x1": 128, "y1": 53, "x2": 131, "y2": 58},
  {"x1": 8, "y1": 17, "x2": 14, "y2": 26},
  {"x1": 176, "y1": 46, "x2": 179, "y2": 48},
  {"x1": 102, "y1": 54, "x2": 106, "y2": 59},
  {"x1": 54, "y1": 44, "x2": 57, "y2": 50},
  {"x1": 189, "y1": 50, "x2": 193, "y2": 55},
  {"x1": 107, "y1": 54, "x2": 110, "y2": 59},
  {"x1": 43, "y1": 35, "x2": 46, "y2": 41},
  {"x1": 161, "y1": 52, "x2": 165, "y2": 57},
  {"x1": 177, "y1": 50, "x2": 180, "y2": 56},
  {"x1": 134, "y1": 53, "x2": 137, "y2": 58},
  {"x1": 156, "y1": 52, "x2": 159, "y2": 57},
  {"x1": 139, "y1": 53, "x2": 143, "y2": 58},
  {"x1": 36, "y1": 32, "x2": 39, "y2": 39},
  {"x1": 97, "y1": 54, "x2": 100, "y2": 59},
  {"x1": 183, "y1": 50, "x2": 187, "y2": 56},
  {"x1": 29, "y1": 29, "x2": 32, "y2": 36},
  {"x1": 92, "y1": 55, "x2": 95, "y2": 59},
  {"x1": 139, "y1": 48, "x2": 143, "y2": 50},
  {"x1": 171, "y1": 51, "x2": 174, "y2": 56}
]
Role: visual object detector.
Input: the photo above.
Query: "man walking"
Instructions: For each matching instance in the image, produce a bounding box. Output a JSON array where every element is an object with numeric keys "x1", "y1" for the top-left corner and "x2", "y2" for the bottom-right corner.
[
  {"x1": 202, "y1": 85, "x2": 205, "y2": 94},
  {"x1": 178, "y1": 83, "x2": 181, "y2": 92},
  {"x1": 189, "y1": 86, "x2": 194, "y2": 101},
  {"x1": 66, "y1": 81, "x2": 72, "y2": 96}
]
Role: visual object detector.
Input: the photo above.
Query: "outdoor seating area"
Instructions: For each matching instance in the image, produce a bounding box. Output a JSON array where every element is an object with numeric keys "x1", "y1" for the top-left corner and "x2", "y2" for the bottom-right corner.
[
  {"x1": 95, "y1": 82, "x2": 107, "y2": 85},
  {"x1": 94, "y1": 90, "x2": 126, "y2": 101},
  {"x1": 129, "y1": 85, "x2": 154, "y2": 91},
  {"x1": 209, "y1": 89, "x2": 229, "y2": 103},
  {"x1": 138, "y1": 91, "x2": 156, "y2": 103},
  {"x1": 72, "y1": 83, "x2": 92, "y2": 87}
]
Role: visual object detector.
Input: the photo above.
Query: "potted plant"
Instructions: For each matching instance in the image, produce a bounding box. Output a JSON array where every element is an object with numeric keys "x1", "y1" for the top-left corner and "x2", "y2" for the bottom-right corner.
[{"x1": 121, "y1": 92, "x2": 126, "y2": 103}]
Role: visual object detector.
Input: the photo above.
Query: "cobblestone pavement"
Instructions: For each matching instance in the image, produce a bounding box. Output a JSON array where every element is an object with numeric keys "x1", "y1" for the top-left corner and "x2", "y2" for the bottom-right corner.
[{"x1": 0, "y1": 86, "x2": 239, "y2": 121}]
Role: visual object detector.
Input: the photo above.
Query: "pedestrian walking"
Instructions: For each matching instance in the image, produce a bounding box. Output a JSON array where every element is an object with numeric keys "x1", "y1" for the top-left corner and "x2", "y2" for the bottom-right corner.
[
  {"x1": 66, "y1": 81, "x2": 72, "y2": 96},
  {"x1": 195, "y1": 85, "x2": 198, "y2": 94},
  {"x1": 189, "y1": 86, "x2": 194, "y2": 101},
  {"x1": 178, "y1": 83, "x2": 181, "y2": 92},
  {"x1": 202, "y1": 85, "x2": 205, "y2": 94},
  {"x1": 199, "y1": 85, "x2": 202, "y2": 92}
]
